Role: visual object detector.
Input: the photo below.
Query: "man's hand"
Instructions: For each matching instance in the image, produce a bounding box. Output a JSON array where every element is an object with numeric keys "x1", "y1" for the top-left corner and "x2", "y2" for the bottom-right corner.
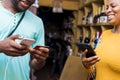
[
  {"x1": 0, "y1": 35, "x2": 29, "y2": 56},
  {"x1": 29, "y1": 46, "x2": 49, "y2": 69}
]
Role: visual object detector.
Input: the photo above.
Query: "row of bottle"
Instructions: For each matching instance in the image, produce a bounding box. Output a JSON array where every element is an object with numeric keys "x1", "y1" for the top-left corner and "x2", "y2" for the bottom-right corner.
[
  {"x1": 81, "y1": 5, "x2": 108, "y2": 25},
  {"x1": 78, "y1": 31, "x2": 101, "y2": 49},
  {"x1": 63, "y1": 17, "x2": 74, "y2": 28},
  {"x1": 82, "y1": 11, "x2": 108, "y2": 24}
]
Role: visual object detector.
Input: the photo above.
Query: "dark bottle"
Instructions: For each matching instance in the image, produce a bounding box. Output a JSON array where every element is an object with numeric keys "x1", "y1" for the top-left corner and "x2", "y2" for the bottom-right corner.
[
  {"x1": 86, "y1": 12, "x2": 93, "y2": 24},
  {"x1": 82, "y1": 15, "x2": 85, "y2": 24},
  {"x1": 84, "y1": 37, "x2": 90, "y2": 44},
  {"x1": 93, "y1": 14, "x2": 100, "y2": 24}
]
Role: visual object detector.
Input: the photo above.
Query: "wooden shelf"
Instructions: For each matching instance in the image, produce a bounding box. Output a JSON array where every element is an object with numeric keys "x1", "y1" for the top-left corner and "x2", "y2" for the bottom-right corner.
[
  {"x1": 62, "y1": 0, "x2": 113, "y2": 55},
  {"x1": 80, "y1": 5, "x2": 84, "y2": 10},
  {"x1": 78, "y1": 23, "x2": 111, "y2": 27},
  {"x1": 84, "y1": 0, "x2": 96, "y2": 5},
  {"x1": 85, "y1": 0, "x2": 104, "y2": 4}
]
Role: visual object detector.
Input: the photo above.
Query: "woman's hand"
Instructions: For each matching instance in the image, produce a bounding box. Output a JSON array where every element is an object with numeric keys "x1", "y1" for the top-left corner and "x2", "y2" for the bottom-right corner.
[
  {"x1": 0, "y1": 35, "x2": 29, "y2": 56},
  {"x1": 81, "y1": 49, "x2": 100, "y2": 69}
]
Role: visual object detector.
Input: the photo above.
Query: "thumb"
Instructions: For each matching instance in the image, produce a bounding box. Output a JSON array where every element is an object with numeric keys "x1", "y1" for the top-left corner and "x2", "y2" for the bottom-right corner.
[
  {"x1": 82, "y1": 49, "x2": 88, "y2": 58},
  {"x1": 29, "y1": 48, "x2": 34, "y2": 52},
  {"x1": 9, "y1": 35, "x2": 23, "y2": 41}
]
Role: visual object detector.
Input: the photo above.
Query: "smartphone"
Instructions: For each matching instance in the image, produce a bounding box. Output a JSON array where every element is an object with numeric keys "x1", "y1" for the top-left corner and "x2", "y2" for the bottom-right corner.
[
  {"x1": 20, "y1": 38, "x2": 35, "y2": 47},
  {"x1": 34, "y1": 45, "x2": 49, "y2": 50},
  {"x1": 77, "y1": 43, "x2": 96, "y2": 58}
]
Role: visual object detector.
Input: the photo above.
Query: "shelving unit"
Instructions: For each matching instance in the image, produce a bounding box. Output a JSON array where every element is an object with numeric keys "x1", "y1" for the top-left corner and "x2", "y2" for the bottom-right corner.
[{"x1": 73, "y1": 0, "x2": 113, "y2": 55}]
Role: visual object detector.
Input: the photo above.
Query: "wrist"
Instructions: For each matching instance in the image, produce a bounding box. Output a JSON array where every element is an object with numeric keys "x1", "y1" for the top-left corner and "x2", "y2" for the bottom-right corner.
[
  {"x1": 31, "y1": 58, "x2": 46, "y2": 70},
  {"x1": 85, "y1": 65, "x2": 95, "y2": 73}
]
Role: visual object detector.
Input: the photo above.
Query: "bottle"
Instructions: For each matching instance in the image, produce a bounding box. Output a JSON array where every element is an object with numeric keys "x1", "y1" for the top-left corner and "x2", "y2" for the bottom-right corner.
[
  {"x1": 89, "y1": 12, "x2": 93, "y2": 24},
  {"x1": 99, "y1": 5, "x2": 108, "y2": 24},
  {"x1": 79, "y1": 35, "x2": 83, "y2": 43},
  {"x1": 82, "y1": 15, "x2": 85, "y2": 24},
  {"x1": 84, "y1": 37, "x2": 90, "y2": 44},
  {"x1": 86, "y1": 11, "x2": 93, "y2": 24},
  {"x1": 94, "y1": 31, "x2": 101, "y2": 48},
  {"x1": 79, "y1": 30, "x2": 83, "y2": 43},
  {"x1": 67, "y1": 45, "x2": 73, "y2": 56},
  {"x1": 93, "y1": 13, "x2": 100, "y2": 24}
]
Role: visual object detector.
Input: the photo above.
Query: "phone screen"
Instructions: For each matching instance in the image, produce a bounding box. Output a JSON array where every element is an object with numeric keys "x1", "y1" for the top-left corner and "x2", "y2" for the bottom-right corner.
[{"x1": 77, "y1": 43, "x2": 96, "y2": 58}]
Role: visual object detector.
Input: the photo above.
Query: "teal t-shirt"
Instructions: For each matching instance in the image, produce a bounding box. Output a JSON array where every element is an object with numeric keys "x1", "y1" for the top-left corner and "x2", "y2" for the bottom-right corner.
[{"x1": 0, "y1": 4, "x2": 45, "y2": 80}]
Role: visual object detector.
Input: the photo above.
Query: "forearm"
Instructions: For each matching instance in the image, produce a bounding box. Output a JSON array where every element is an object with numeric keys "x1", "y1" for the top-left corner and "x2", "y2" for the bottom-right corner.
[{"x1": 30, "y1": 58, "x2": 46, "y2": 70}]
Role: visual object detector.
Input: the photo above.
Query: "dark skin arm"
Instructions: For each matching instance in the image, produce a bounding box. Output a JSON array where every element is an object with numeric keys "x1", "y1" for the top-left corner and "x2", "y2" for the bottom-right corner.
[
  {"x1": 0, "y1": 34, "x2": 49, "y2": 69},
  {"x1": 0, "y1": 35, "x2": 29, "y2": 56}
]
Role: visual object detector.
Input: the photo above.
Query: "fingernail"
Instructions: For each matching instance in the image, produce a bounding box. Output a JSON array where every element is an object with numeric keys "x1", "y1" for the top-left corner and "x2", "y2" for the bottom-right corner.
[{"x1": 97, "y1": 57, "x2": 100, "y2": 60}]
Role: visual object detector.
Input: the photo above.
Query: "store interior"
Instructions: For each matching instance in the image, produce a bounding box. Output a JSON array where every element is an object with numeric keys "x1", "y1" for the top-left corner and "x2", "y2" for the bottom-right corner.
[
  {"x1": 34, "y1": 6, "x2": 75, "y2": 80},
  {"x1": 34, "y1": 0, "x2": 114, "y2": 80}
]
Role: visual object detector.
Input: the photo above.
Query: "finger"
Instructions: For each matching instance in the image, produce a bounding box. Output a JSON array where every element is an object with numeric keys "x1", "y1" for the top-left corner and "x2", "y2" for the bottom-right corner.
[
  {"x1": 84, "y1": 56, "x2": 100, "y2": 67},
  {"x1": 11, "y1": 42, "x2": 29, "y2": 51},
  {"x1": 86, "y1": 56, "x2": 100, "y2": 62},
  {"x1": 30, "y1": 47, "x2": 49, "y2": 56},
  {"x1": 36, "y1": 51, "x2": 48, "y2": 58},
  {"x1": 39, "y1": 47, "x2": 49, "y2": 53},
  {"x1": 33, "y1": 54, "x2": 46, "y2": 60},
  {"x1": 88, "y1": 57, "x2": 100, "y2": 65},
  {"x1": 82, "y1": 49, "x2": 88, "y2": 58},
  {"x1": 32, "y1": 49, "x2": 49, "y2": 59},
  {"x1": 83, "y1": 56, "x2": 98, "y2": 64},
  {"x1": 5, "y1": 52, "x2": 23, "y2": 56},
  {"x1": 29, "y1": 47, "x2": 49, "y2": 59},
  {"x1": 29, "y1": 48, "x2": 36, "y2": 54},
  {"x1": 29, "y1": 48, "x2": 41, "y2": 56},
  {"x1": 10, "y1": 49, "x2": 28, "y2": 55},
  {"x1": 9, "y1": 35, "x2": 23, "y2": 40}
]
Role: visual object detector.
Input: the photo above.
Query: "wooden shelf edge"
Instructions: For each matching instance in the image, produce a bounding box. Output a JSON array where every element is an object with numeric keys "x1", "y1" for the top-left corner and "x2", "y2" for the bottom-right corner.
[
  {"x1": 79, "y1": 0, "x2": 104, "y2": 9},
  {"x1": 77, "y1": 23, "x2": 112, "y2": 27}
]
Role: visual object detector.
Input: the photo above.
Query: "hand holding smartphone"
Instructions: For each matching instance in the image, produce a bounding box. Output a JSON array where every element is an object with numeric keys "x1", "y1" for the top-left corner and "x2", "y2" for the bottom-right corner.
[{"x1": 77, "y1": 43, "x2": 96, "y2": 58}]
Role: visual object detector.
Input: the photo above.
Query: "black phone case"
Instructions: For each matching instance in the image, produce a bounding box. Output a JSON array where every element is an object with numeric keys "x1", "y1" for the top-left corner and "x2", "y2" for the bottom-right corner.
[
  {"x1": 34, "y1": 45, "x2": 49, "y2": 50},
  {"x1": 77, "y1": 43, "x2": 96, "y2": 58}
]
